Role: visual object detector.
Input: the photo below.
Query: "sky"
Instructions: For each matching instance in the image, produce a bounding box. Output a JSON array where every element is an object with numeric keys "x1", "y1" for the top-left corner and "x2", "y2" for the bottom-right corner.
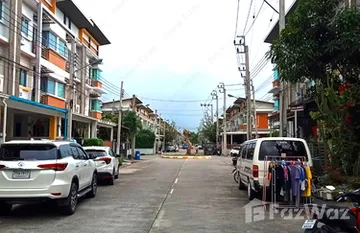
[{"x1": 75, "y1": 0, "x2": 296, "y2": 131}]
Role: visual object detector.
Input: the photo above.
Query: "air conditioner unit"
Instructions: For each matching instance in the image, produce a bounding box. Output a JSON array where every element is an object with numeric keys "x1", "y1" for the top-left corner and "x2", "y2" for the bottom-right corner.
[{"x1": 75, "y1": 104, "x2": 80, "y2": 113}]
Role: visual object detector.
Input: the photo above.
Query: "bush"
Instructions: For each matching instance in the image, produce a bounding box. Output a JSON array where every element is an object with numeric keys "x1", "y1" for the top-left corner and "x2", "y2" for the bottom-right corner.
[
  {"x1": 135, "y1": 129, "x2": 155, "y2": 148},
  {"x1": 83, "y1": 138, "x2": 104, "y2": 146}
]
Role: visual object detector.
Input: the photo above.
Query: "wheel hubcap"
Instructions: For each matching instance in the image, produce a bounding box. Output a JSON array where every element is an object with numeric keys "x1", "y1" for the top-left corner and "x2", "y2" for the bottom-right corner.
[{"x1": 70, "y1": 185, "x2": 77, "y2": 210}]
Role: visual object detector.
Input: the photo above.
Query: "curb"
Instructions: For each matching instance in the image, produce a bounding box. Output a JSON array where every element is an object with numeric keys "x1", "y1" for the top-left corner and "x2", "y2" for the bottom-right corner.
[{"x1": 161, "y1": 155, "x2": 212, "y2": 159}]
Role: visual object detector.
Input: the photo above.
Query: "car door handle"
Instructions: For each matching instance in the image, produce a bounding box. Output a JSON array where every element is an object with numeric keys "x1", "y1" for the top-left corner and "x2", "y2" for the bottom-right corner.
[{"x1": 76, "y1": 165, "x2": 79, "y2": 168}]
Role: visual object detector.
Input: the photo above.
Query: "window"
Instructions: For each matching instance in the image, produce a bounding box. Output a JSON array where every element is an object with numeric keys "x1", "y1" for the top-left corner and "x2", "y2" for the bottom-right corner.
[
  {"x1": 70, "y1": 146, "x2": 80, "y2": 159},
  {"x1": 258, "y1": 140, "x2": 308, "y2": 161},
  {"x1": 76, "y1": 147, "x2": 87, "y2": 160},
  {"x1": 241, "y1": 145, "x2": 247, "y2": 159},
  {"x1": 19, "y1": 69, "x2": 27, "y2": 86},
  {"x1": 40, "y1": 77, "x2": 47, "y2": 92},
  {"x1": 58, "y1": 40, "x2": 66, "y2": 57},
  {"x1": 47, "y1": 79, "x2": 55, "y2": 95},
  {"x1": 63, "y1": 15, "x2": 67, "y2": 25},
  {"x1": 0, "y1": 1, "x2": 3, "y2": 20},
  {"x1": 21, "y1": 17, "x2": 29, "y2": 37},
  {"x1": 84, "y1": 150, "x2": 107, "y2": 159},
  {"x1": 91, "y1": 68, "x2": 101, "y2": 80},
  {"x1": 246, "y1": 143, "x2": 255, "y2": 160},
  {"x1": 59, "y1": 145, "x2": 72, "y2": 158},
  {"x1": 91, "y1": 99, "x2": 101, "y2": 111},
  {"x1": 43, "y1": 31, "x2": 57, "y2": 51},
  {"x1": 57, "y1": 83, "x2": 65, "y2": 98},
  {"x1": 0, "y1": 144, "x2": 59, "y2": 161}
]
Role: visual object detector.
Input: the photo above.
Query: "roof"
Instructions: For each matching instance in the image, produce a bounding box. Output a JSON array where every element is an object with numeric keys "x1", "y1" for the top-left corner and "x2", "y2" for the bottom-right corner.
[
  {"x1": 234, "y1": 97, "x2": 273, "y2": 105},
  {"x1": 3, "y1": 140, "x2": 78, "y2": 147},
  {"x1": 102, "y1": 96, "x2": 143, "y2": 105},
  {"x1": 56, "y1": 0, "x2": 111, "y2": 45},
  {"x1": 264, "y1": 0, "x2": 299, "y2": 44}
]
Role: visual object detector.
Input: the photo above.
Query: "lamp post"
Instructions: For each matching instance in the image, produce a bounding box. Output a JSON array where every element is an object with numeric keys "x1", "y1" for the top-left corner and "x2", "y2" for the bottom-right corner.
[{"x1": 67, "y1": 56, "x2": 103, "y2": 140}]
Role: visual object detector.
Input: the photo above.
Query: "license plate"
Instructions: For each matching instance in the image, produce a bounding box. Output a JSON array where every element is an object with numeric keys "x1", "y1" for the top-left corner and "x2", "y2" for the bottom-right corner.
[
  {"x1": 301, "y1": 219, "x2": 317, "y2": 229},
  {"x1": 12, "y1": 170, "x2": 31, "y2": 179}
]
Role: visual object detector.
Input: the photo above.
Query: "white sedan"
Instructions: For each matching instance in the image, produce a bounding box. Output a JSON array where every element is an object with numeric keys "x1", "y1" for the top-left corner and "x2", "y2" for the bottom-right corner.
[{"x1": 83, "y1": 146, "x2": 119, "y2": 185}]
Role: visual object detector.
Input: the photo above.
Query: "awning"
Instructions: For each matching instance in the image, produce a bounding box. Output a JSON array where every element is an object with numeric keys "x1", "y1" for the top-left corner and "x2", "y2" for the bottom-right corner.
[
  {"x1": 72, "y1": 112, "x2": 97, "y2": 123},
  {"x1": 7, "y1": 95, "x2": 67, "y2": 118}
]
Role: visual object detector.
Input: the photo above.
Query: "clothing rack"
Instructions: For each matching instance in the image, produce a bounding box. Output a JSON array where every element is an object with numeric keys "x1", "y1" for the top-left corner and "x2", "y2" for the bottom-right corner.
[{"x1": 262, "y1": 155, "x2": 312, "y2": 210}]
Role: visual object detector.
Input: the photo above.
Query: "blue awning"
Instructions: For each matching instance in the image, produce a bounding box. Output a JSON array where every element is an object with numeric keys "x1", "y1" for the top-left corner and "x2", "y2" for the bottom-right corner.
[{"x1": 9, "y1": 95, "x2": 67, "y2": 113}]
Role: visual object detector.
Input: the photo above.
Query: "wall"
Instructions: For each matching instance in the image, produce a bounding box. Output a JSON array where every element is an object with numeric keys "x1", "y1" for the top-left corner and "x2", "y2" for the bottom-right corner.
[
  {"x1": 54, "y1": 8, "x2": 79, "y2": 39},
  {"x1": 135, "y1": 148, "x2": 155, "y2": 155},
  {"x1": 256, "y1": 113, "x2": 269, "y2": 129}
]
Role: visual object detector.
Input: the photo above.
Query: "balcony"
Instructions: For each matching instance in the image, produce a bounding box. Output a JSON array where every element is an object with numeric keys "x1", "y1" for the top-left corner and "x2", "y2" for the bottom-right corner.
[
  {"x1": 41, "y1": 46, "x2": 66, "y2": 71},
  {"x1": 89, "y1": 111, "x2": 102, "y2": 119},
  {"x1": 40, "y1": 93, "x2": 65, "y2": 109},
  {"x1": 92, "y1": 80, "x2": 102, "y2": 88}
]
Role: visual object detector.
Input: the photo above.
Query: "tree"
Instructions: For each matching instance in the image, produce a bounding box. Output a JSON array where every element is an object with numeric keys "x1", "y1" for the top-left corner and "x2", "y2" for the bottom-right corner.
[
  {"x1": 199, "y1": 113, "x2": 216, "y2": 143},
  {"x1": 136, "y1": 129, "x2": 156, "y2": 148},
  {"x1": 122, "y1": 111, "x2": 142, "y2": 158},
  {"x1": 189, "y1": 131, "x2": 199, "y2": 145},
  {"x1": 267, "y1": 0, "x2": 360, "y2": 176},
  {"x1": 164, "y1": 121, "x2": 178, "y2": 145}
]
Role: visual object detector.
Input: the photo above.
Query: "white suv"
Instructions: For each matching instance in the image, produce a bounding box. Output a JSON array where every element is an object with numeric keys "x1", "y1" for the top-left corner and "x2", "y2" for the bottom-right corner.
[
  {"x1": 0, "y1": 140, "x2": 98, "y2": 216},
  {"x1": 83, "y1": 146, "x2": 119, "y2": 185}
]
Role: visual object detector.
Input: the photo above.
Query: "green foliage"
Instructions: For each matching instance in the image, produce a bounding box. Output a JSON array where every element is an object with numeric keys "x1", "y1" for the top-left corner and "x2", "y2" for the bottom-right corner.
[
  {"x1": 83, "y1": 138, "x2": 104, "y2": 146},
  {"x1": 122, "y1": 110, "x2": 142, "y2": 137},
  {"x1": 270, "y1": 131, "x2": 280, "y2": 137},
  {"x1": 268, "y1": 0, "x2": 360, "y2": 176},
  {"x1": 189, "y1": 131, "x2": 199, "y2": 145},
  {"x1": 164, "y1": 121, "x2": 178, "y2": 145},
  {"x1": 199, "y1": 113, "x2": 216, "y2": 143},
  {"x1": 102, "y1": 112, "x2": 118, "y2": 123},
  {"x1": 135, "y1": 129, "x2": 156, "y2": 148}
]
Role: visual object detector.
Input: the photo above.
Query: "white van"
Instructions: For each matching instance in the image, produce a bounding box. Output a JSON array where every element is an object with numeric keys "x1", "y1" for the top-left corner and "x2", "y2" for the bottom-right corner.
[{"x1": 237, "y1": 137, "x2": 313, "y2": 200}]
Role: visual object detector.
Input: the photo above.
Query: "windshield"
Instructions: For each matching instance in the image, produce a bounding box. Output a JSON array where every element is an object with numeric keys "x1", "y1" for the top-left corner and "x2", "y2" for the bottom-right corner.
[
  {"x1": 0, "y1": 144, "x2": 59, "y2": 161},
  {"x1": 258, "y1": 140, "x2": 308, "y2": 161},
  {"x1": 84, "y1": 150, "x2": 107, "y2": 159}
]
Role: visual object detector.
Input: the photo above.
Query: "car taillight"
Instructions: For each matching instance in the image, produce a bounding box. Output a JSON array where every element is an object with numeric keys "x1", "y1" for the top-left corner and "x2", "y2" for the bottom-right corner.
[
  {"x1": 38, "y1": 163, "x2": 68, "y2": 171},
  {"x1": 0, "y1": 164, "x2": 5, "y2": 169},
  {"x1": 96, "y1": 157, "x2": 111, "y2": 165},
  {"x1": 252, "y1": 165, "x2": 259, "y2": 178}
]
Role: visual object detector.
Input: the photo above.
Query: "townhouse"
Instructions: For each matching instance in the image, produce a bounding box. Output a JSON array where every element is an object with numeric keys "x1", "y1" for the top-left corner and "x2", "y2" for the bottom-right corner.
[
  {"x1": 0, "y1": 0, "x2": 112, "y2": 143},
  {"x1": 224, "y1": 97, "x2": 273, "y2": 145}
]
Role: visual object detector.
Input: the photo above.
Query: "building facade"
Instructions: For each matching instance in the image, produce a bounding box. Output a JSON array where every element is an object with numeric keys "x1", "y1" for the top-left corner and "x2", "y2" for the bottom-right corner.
[{"x1": 0, "y1": 0, "x2": 112, "y2": 143}]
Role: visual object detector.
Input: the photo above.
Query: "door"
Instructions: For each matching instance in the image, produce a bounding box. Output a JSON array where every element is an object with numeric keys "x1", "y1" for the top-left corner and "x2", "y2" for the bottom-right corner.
[
  {"x1": 77, "y1": 147, "x2": 92, "y2": 186},
  {"x1": 70, "y1": 146, "x2": 86, "y2": 189},
  {"x1": 238, "y1": 144, "x2": 248, "y2": 183}
]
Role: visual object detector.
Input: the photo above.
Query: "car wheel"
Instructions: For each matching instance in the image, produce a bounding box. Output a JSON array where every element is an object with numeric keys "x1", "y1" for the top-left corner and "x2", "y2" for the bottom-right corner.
[
  {"x1": 60, "y1": 182, "x2": 78, "y2": 216},
  {"x1": 247, "y1": 180, "x2": 255, "y2": 200},
  {"x1": 0, "y1": 201, "x2": 12, "y2": 216},
  {"x1": 114, "y1": 166, "x2": 119, "y2": 179},
  {"x1": 86, "y1": 173, "x2": 97, "y2": 198}
]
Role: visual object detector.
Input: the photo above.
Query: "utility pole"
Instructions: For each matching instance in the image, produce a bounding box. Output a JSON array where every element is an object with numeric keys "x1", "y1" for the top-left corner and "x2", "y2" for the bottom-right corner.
[
  {"x1": 154, "y1": 109, "x2": 158, "y2": 154},
  {"x1": 218, "y1": 83, "x2": 227, "y2": 156},
  {"x1": 279, "y1": 0, "x2": 286, "y2": 137},
  {"x1": 163, "y1": 120, "x2": 166, "y2": 151},
  {"x1": 234, "y1": 35, "x2": 252, "y2": 140},
  {"x1": 200, "y1": 103, "x2": 213, "y2": 122},
  {"x1": 66, "y1": 38, "x2": 76, "y2": 140},
  {"x1": 251, "y1": 80, "x2": 258, "y2": 138},
  {"x1": 211, "y1": 90, "x2": 219, "y2": 148},
  {"x1": 116, "y1": 81, "x2": 123, "y2": 155}
]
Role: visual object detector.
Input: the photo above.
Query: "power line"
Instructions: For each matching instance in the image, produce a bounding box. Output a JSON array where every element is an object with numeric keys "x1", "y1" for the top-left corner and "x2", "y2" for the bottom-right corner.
[{"x1": 243, "y1": 0, "x2": 254, "y2": 34}]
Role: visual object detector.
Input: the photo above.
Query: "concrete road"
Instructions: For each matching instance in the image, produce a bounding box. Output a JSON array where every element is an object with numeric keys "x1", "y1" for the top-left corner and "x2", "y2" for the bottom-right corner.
[{"x1": 0, "y1": 156, "x2": 304, "y2": 233}]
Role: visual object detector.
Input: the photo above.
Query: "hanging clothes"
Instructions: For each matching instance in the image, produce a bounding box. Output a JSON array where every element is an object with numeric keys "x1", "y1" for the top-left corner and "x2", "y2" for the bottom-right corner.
[
  {"x1": 302, "y1": 166, "x2": 312, "y2": 197},
  {"x1": 290, "y1": 165, "x2": 301, "y2": 197}
]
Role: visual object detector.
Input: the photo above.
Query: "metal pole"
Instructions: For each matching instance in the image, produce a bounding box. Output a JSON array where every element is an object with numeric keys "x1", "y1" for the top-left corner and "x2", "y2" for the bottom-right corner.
[
  {"x1": 245, "y1": 45, "x2": 252, "y2": 140},
  {"x1": 163, "y1": 120, "x2": 166, "y2": 151},
  {"x1": 215, "y1": 96, "x2": 219, "y2": 148},
  {"x1": 211, "y1": 104, "x2": 214, "y2": 122},
  {"x1": 66, "y1": 38, "x2": 75, "y2": 140},
  {"x1": 154, "y1": 109, "x2": 158, "y2": 154},
  {"x1": 251, "y1": 80, "x2": 258, "y2": 138},
  {"x1": 222, "y1": 87, "x2": 227, "y2": 155},
  {"x1": 279, "y1": 0, "x2": 285, "y2": 137},
  {"x1": 116, "y1": 81, "x2": 123, "y2": 155}
]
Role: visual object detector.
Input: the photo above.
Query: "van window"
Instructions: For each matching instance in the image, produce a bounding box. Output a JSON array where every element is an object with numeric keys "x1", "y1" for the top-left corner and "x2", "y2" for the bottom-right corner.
[
  {"x1": 246, "y1": 143, "x2": 255, "y2": 160},
  {"x1": 0, "y1": 144, "x2": 59, "y2": 160},
  {"x1": 258, "y1": 140, "x2": 307, "y2": 161},
  {"x1": 241, "y1": 145, "x2": 247, "y2": 159}
]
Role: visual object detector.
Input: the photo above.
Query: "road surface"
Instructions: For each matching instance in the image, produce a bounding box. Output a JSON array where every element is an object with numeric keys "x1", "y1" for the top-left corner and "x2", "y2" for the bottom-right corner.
[{"x1": 0, "y1": 156, "x2": 304, "y2": 233}]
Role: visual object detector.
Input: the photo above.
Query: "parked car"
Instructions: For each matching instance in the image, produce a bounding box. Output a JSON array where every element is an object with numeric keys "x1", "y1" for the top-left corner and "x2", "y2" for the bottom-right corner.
[
  {"x1": 174, "y1": 145, "x2": 179, "y2": 152},
  {"x1": 237, "y1": 137, "x2": 313, "y2": 200},
  {"x1": 203, "y1": 143, "x2": 217, "y2": 155},
  {"x1": 0, "y1": 140, "x2": 98, "y2": 216},
  {"x1": 83, "y1": 146, "x2": 119, "y2": 185},
  {"x1": 230, "y1": 146, "x2": 241, "y2": 157},
  {"x1": 166, "y1": 145, "x2": 176, "y2": 152}
]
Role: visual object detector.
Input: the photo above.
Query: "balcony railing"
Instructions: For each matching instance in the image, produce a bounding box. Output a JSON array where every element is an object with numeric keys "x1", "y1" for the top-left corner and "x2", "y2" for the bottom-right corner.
[{"x1": 41, "y1": 45, "x2": 67, "y2": 71}]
